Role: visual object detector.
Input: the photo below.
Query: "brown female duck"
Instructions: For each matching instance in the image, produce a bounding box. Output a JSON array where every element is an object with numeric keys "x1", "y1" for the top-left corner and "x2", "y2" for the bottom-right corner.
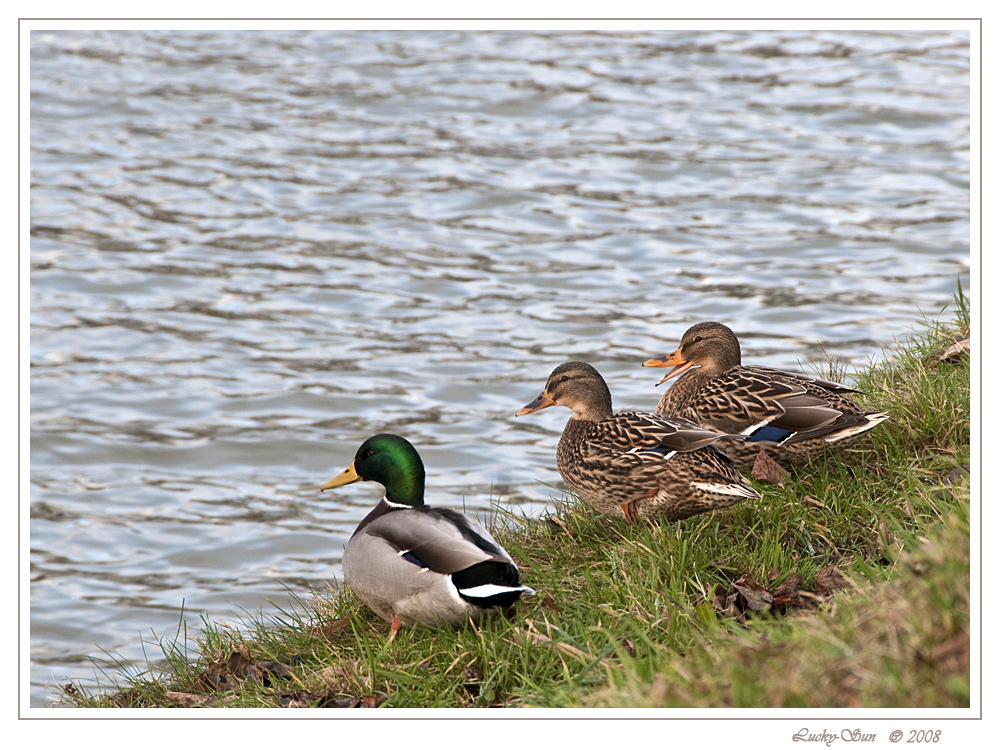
[
  {"x1": 516, "y1": 361, "x2": 759, "y2": 523},
  {"x1": 643, "y1": 322, "x2": 889, "y2": 470}
]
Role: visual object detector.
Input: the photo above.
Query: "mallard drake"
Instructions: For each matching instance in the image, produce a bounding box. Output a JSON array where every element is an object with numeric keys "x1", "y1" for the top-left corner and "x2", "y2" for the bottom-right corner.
[
  {"x1": 516, "y1": 361, "x2": 760, "y2": 523},
  {"x1": 321, "y1": 433, "x2": 533, "y2": 636},
  {"x1": 643, "y1": 321, "x2": 889, "y2": 471}
]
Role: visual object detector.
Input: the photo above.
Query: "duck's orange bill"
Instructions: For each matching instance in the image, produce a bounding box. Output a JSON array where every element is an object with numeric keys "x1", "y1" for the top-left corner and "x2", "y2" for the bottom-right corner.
[
  {"x1": 516, "y1": 392, "x2": 555, "y2": 416},
  {"x1": 643, "y1": 349, "x2": 697, "y2": 385},
  {"x1": 321, "y1": 461, "x2": 361, "y2": 491}
]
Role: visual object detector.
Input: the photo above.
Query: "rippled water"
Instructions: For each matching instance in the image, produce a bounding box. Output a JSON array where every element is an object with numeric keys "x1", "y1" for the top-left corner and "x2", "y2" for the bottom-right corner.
[{"x1": 28, "y1": 29, "x2": 970, "y2": 707}]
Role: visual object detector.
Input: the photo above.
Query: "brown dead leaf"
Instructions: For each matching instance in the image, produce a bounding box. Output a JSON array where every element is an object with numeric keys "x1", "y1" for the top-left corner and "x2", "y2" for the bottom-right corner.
[
  {"x1": 751, "y1": 450, "x2": 790, "y2": 486},
  {"x1": 195, "y1": 664, "x2": 237, "y2": 692},
  {"x1": 710, "y1": 585, "x2": 743, "y2": 618},
  {"x1": 733, "y1": 574, "x2": 774, "y2": 611},
  {"x1": 712, "y1": 568, "x2": 840, "y2": 619},
  {"x1": 815, "y1": 565, "x2": 844, "y2": 597},
  {"x1": 939, "y1": 338, "x2": 970, "y2": 364},
  {"x1": 307, "y1": 658, "x2": 378, "y2": 709},
  {"x1": 771, "y1": 573, "x2": 805, "y2": 612},
  {"x1": 194, "y1": 647, "x2": 295, "y2": 692},
  {"x1": 226, "y1": 645, "x2": 253, "y2": 676},
  {"x1": 713, "y1": 565, "x2": 850, "y2": 622}
]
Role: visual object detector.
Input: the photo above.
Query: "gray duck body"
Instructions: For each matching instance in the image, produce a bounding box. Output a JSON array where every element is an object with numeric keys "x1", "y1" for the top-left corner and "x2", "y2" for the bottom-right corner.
[
  {"x1": 343, "y1": 500, "x2": 527, "y2": 627},
  {"x1": 323, "y1": 434, "x2": 533, "y2": 630}
]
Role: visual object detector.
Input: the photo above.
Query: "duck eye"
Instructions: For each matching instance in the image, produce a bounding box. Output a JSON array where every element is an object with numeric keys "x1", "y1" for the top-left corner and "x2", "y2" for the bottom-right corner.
[
  {"x1": 362, "y1": 449, "x2": 376, "y2": 459},
  {"x1": 693, "y1": 336, "x2": 703, "y2": 343},
  {"x1": 560, "y1": 375, "x2": 569, "y2": 383}
]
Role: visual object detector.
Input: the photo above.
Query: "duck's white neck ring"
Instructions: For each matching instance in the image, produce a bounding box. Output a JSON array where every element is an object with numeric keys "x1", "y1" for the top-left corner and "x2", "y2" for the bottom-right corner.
[{"x1": 382, "y1": 496, "x2": 411, "y2": 510}]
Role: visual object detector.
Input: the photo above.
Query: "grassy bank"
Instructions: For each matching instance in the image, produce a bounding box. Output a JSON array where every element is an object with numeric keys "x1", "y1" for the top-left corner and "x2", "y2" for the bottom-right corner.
[{"x1": 61, "y1": 294, "x2": 971, "y2": 709}]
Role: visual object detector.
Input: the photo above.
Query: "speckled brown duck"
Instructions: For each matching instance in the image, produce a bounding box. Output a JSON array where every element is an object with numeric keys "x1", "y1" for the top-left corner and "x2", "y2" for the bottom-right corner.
[
  {"x1": 516, "y1": 361, "x2": 760, "y2": 523},
  {"x1": 643, "y1": 322, "x2": 889, "y2": 471}
]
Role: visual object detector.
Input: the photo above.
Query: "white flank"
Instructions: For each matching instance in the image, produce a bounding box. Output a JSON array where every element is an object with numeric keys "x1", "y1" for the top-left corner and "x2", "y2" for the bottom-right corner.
[
  {"x1": 824, "y1": 413, "x2": 890, "y2": 443},
  {"x1": 692, "y1": 481, "x2": 760, "y2": 498},
  {"x1": 459, "y1": 582, "x2": 533, "y2": 599}
]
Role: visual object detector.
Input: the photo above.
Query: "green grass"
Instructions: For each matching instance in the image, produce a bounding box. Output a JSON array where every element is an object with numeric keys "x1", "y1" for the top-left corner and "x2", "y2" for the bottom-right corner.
[{"x1": 59, "y1": 291, "x2": 971, "y2": 709}]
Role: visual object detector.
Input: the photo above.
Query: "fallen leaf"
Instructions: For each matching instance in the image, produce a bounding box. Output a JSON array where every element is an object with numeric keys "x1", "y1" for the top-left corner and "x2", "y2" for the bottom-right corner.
[
  {"x1": 195, "y1": 666, "x2": 236, "y2": 692},
  {"x1": 195, "y1": 647, "x2": 295, "y2": 691},
  {"x1": 771, "y1": 574, "x2": 805, "y2": 611},
  {"x1": 226, "y1": 645, "x2": 253, "y2": 676},
  {"x1": 751, "y1": 451, "x2": 790, "y2": 486},
  {"x1": 710, "y1": 586, "x2": 741, "y2": 618},
  {"x1": 711, "y1": 568, "x2": 841, "y2": 620},
  {"x1": 939, "y1": 338, "x2": 970, "y2": 364},
  {"x1": 815, "y1": 565, "x2": 844, "y2": 597},
  {"x1": 733, "y1": 574, "x2": 774, "y2": 611}
]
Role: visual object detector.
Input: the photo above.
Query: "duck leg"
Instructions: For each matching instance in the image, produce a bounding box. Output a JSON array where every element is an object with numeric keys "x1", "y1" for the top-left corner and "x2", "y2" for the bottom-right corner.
[
  {"x1": 388, "y1": 613, "x2": 402, "y2": 641},
  {"x1": 622, "y1": 501, "x2": 639, "y2": 525}
]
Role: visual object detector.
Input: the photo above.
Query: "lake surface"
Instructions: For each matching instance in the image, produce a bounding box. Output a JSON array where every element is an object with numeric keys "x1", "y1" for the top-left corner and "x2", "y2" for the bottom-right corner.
[{"x1": 28, "y1": 28, "x2": 970, "y2": 708}]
